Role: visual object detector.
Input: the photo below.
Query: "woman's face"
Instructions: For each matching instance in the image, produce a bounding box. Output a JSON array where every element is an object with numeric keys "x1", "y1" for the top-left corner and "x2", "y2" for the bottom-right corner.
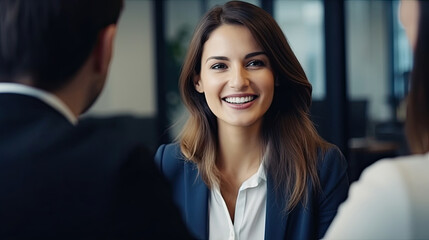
[
  {"x1": 400, "y1": 0, "x2": 419, "y2": 50},
  {"x1": 195, "y1": 24, "x2": 275, "y2": 129}
]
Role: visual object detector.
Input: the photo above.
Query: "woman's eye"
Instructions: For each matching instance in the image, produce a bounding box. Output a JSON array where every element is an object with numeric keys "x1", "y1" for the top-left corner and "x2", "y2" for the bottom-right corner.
[
  {"x1": 210, "y1": 63, "x2": 227, "y2": 70},
  {"x1": 247, "y1": 60, "x2": 265, "y2": 67}
]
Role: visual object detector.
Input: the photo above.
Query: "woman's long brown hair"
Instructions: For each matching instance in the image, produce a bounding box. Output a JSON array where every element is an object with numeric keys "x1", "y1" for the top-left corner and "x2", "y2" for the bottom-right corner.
[
  {"x1": 406, "y1": 1, "x2": 429, "y2": 154},
  {"x1": 178, "y1": 1, "x2": 331, "y2": 211}
]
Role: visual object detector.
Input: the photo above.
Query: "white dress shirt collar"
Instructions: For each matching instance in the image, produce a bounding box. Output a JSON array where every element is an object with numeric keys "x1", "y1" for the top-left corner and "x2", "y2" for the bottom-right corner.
[
  {"x1": 0, "y1": 83, "x2": 78, "y2": 125},
  {"x1": 241, "y1": 159, "x2": 267, "y2": 189},
  {"x1": 209, "y1": 154, "x2": 268, "y2": 240}
]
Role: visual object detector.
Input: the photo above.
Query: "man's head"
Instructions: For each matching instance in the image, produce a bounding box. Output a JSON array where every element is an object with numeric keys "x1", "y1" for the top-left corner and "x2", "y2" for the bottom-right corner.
[{"x1": 0, "y1": 0, "x2": 123, "y2": 113}]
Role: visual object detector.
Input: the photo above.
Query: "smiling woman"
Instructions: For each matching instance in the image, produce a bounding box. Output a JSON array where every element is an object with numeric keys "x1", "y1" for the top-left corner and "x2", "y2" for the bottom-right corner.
[
  {"x1": 154, "y1": 1, "x2": 349, "y2": 239},
  {"x1": 195, "y1": 24, "x2": 274, "y2": 129}
]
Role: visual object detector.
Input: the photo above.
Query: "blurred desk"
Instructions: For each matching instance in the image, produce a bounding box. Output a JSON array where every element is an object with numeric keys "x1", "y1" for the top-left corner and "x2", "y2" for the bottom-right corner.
[
  {"x1": 348, "y1": 137, "x2": 400, "y2": 182},
  {"x1": 349, "y1": 137, "x2": 399, "y2": 153}
]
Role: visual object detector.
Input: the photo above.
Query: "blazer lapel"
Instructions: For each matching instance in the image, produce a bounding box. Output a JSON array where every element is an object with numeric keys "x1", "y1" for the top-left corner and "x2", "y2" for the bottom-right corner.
[
  {"x1": 184, "y1": 161, "x2": 209, "y2": 239},
  {"x1": 265, "y1": 175, "x2": 288, "y2": 240}
]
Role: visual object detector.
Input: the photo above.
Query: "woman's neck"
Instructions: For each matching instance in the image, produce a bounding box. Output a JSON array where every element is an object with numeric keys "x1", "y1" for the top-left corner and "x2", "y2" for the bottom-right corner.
[
  {"x1": 216, "y1": 122, "x2": 264, "y2": 177},
  {"x1": 216, "y1": 122, "x2": 265, "y2": 222}
]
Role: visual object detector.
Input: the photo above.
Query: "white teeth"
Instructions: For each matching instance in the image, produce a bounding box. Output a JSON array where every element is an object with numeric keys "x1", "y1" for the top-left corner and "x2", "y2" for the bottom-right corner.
[{"x1": 224, "y1": 96, "x2": 255, "y2": 104}]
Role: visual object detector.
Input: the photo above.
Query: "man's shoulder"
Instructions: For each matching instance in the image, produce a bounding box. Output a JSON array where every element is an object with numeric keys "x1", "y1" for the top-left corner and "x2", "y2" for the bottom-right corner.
[
  {"x1": 31, "y1": 115, "x2": 155, "y2": 164},
  {"x1": 77, "y1": 115, "x2": 153, "y2": 150},
  {"x1": 78, "y1": 115, "x2": 148, "y2": 136}
]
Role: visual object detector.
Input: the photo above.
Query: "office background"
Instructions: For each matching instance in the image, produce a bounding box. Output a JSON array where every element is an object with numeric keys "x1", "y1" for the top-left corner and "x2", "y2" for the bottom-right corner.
[{"x1": 86, "y1": 0, "x2": 412, "y2": 182}]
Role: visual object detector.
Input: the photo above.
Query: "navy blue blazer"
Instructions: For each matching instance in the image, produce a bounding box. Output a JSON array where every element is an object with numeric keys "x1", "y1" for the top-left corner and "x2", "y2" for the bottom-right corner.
[
  {"x1": 0, "y1": 94, "x2": 192, "y2": 239},
  {"x1": 155, "y1": 143, "x2": 349, "y2": 240}
]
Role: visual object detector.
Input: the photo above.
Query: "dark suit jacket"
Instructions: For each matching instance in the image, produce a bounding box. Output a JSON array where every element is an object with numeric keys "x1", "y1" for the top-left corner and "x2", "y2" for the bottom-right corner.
[
  {"x1": 0, "y1": 94, "x2": 192, "y2": 239},
  {"x1": 155, "y1": 143, "x2": 349, "y2": 240}
]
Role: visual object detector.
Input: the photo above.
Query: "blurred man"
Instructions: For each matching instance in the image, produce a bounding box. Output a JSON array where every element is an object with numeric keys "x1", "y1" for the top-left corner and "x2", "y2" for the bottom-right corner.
[{"x1": 0, "y1": 0, "x2": 192, "y2": 239}]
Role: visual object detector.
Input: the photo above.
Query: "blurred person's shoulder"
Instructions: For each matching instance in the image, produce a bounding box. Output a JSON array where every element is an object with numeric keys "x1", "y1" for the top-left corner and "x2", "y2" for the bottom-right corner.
[
  {"x1": 71, "y1": 115, "x2": 155, "y2": 160},
  {"x1": 368, "y1": 153, "x2": 429, "y2": 186},
  {"x1": 77, "y1": 115, "x2": 150, "y2": 145}
]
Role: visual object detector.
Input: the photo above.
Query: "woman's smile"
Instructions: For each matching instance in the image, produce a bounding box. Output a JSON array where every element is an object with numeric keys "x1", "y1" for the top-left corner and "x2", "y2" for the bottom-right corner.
[{"x1": 195, "y1": 24, "x2": 274, "y2": 128}]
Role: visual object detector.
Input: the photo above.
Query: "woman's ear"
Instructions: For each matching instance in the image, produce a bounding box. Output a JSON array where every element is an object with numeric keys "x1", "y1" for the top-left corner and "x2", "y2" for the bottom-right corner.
[{"x1": 194, "y1": 75, "x2": 204, "y2": 93}]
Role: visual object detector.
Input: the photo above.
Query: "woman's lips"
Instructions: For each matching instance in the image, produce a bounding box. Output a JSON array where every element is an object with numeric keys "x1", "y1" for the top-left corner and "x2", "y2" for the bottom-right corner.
[{"x1": 222, "y1": 94, "x2": 258, "y2": 109}]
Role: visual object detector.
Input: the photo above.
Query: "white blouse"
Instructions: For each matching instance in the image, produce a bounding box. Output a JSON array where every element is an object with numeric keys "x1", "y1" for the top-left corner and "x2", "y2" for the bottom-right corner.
[
  {"x1": 209, "y1": 162, "x2": 267, "y2": 240},
  {"x1": 324, "y1": 153, "x2": 429, "y2": 239}
]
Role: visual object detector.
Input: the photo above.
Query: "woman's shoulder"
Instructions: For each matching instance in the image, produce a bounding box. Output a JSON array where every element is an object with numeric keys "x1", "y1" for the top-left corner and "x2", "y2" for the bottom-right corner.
[
  {"x1": 319, "y1": 145, "x2": 344, "y2": 159},
  {"x1": 155, "y1": 142, "x2": 182, "y2": 160},
  {"x1": 343, "y1": 153, "x2": 429, "y2": 205},
  {"x1": 314, "y1": 145, "x2": 349, "y2": 203},
  {"x1": 317, "y1": 146, "x2": 348, "y2": 177},
  {"x1": 354, "y1": 158, "x2": 408, "y2": 195},
  {"x1": 367, "y1": 153, "x2": 429, "y2": 200},
  {"x1": 363, "y1": 153, "x2": 429, "y2": 187},
  {"x1": 386, "y1": 152, "x2": 429, "y2": 174},
  {"x1": 155, "y1": 142, "x2": 191, "y2": 179},
  {"x1": 323, "y1": 156, "x2": 418, "y2": 239}
]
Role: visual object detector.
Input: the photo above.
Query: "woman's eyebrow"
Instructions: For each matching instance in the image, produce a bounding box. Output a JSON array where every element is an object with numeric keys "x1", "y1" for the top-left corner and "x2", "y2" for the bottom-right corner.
[
  {"x1": 205, "y1": 51, "x2": 266, "y2": 63},
  {"x1": 206, "y1": 56, "x2": 229, "y2": 63},
  {"x1": 245, "y1": 51, "x2": 266, "y2": 59}
]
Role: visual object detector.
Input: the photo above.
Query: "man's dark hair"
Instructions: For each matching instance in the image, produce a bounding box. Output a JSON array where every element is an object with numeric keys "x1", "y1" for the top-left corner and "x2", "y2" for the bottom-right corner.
[{"x1": 0, "y1": 0, "x2": 123, "y2": 90}]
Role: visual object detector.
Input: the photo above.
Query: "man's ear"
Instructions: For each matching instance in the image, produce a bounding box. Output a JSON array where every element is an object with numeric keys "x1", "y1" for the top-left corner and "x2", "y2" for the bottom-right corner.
[
  {"x1": 194, "y1": 75, "x2": 204, "y2": 93},
  {"x1": 93, "y1": 24, "x2": 117, "y2": 75}
]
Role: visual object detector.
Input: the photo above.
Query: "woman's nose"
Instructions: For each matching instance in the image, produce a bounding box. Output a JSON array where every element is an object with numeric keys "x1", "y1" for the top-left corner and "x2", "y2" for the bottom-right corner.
[{"x1": 229, "y1": 66, "x2": 249, "y2": 90}]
